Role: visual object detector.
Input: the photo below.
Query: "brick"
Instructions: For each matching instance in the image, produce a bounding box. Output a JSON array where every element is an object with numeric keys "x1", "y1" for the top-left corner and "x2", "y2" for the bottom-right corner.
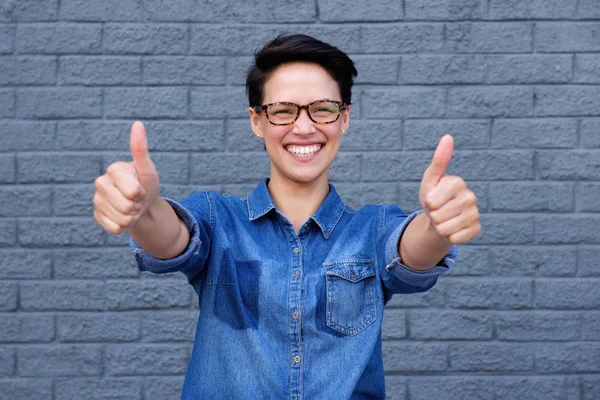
[
  {"x1": 402, "y1": 55, "x2": 486, "y2": 84},
  {"x1": 60, "y1": 56, "x2": 141, "y2": 85},
  {"x1": 148, "y1": 121, "x2": 226, "y2": 152},
  {"x1": 492, "y1": 118, "x2": 577, "y2": 149},
  {"x1": 0, "y1": 250, "x2": 52, "y2": 279},
  {"x1": 539, "y1": 151, "x2": 600, "y2": 180},
  {"x1": 335, "y1": 183, "x2": 397, "y2": 210},
  {"x1": 0, "y1": 156, "x2": 15, "y2": 184},
  {"x1": 54, "y1": 184, "x2": 94, "y2": 216},
  {"x1": 362, "y1": 88, "x2": 445, "y2": 118},
  {"x1": 57, "y1": 313, "x2": 140, "y2": 342},
  {"x1": 362, "y1": 152, "x2": 429, "y2": 182},
  {"x1": 447, "y1": 23, "x2": 532, "y2": 53},
  {"x1": 491, "y1": 246, "x2": 577, "y2": 277},
  {"x1": 578, "y1": 184, "x2": 600, "y2": 212},
  {"x1": 3, "y1": 121, "x2": 56, "y2": 151},
  {"x1": 60, "y1": 0, "x2": 143, "y2": 21},
  {"x1": 405, "y1": 0, "x2": 486, "y2": 20},
  {"x1": 582, "y1": 312, "x2": 600, "y2": 340},
  {"x1": 448, "y1": 86, "x2": 533, "y2": 118},
  {"x1": 584, "y1": 376, "x2": 600, "y2": 400},
  {"x1": 408, "y1": 377, "x2": 494, "y2": 400},
  {"x1": 144, "y1": 56, "x2": 225, "y2": 85},
  {"x1": 493, "y1": 377, "x2": 577, "y2": 400},
  {"x1": 142, "y1": 311, "x2": 197, "y2": 342},
  {"x1": 536, "y1": 23, "x2": 600, "y2": 52},
  {"x1": 0, "y1": 89, "x2": 15, "y2": 117},
  {"x1": 452, "y1": 150, "x2": 535, "y2": 180},
  {"x1": 18, "y1": 345, "x2": 102, "y2": 376},
  {"x1": 226, "y1": 56, "x2": 253, "y2": 85},
  {"x1": 445, "y1": 246, "x2": 492, "y2": 276},
  {"x1": 106, "y1": 280, "x2": 191, "y2": 310},
  {"x1": 489, "y1": 0, "x2": 576, "y2": 19},
  {"x1": 496, "y1": 311, "x2": 581, "y2": 341},
  {"x1": 382, "y1": 342, "x2": 447, "y2": 372},
  {"x1": 0, "y1": 314, "x2": 54, "y2": 342},
  {"x1": 220, "y1": 184, "x2": 255, "y2": 198},
  {"x1": 384, "y1": 283, "x2": 445, "y2": 308},
  {"x1": 190, "y1": 153, "x2": 270, "y2": 184},
  {"x1": 0, "y1": 347, "x2": 14, "y2": 376},
  {"x1": 488, "y1": 55, "x2": 571, "y2": 84},
  {"x1": 0, "y1": 0, "x2": 58, "y2": 21},
  {"x1": 352, "y1": 56, "x2": 400, "y2": 84},
  {"x1": 329, "y1": 153, "x2": 361, "y2": 183},
  {"x1": 106, "y1": 232, "x2": 132, "y2": 247},
  {"x1": 384, "y1": 376, "x2": 407, "y2": 400},
  {"x1": 0, "y1": 220, "x2": 16, "y2": 247},
  {"x1": 340, "y1": 120, "x2": 403, "y2": 151},
  {"x1": 536, "y1": 279, "x2": 600, "y2": 308},
  {"x1": 142, "y1": 0, "x2": 316, "y2": 22},
  {"x1": 16, "y1": 23, "x2": 101, "y2": 54},
  {"x1": 20, "y1": 218, "x2": 103, "y2": 247},
  {"x1": 57, "y1": 120, "x2": 129, "y2": 150},
  {"x1": 0, "y1": 56, "x2": 56, "y2": 84},
  {"x1": 56, "y1": 378, "x2": 142, "y2": 400},
  {"x1": 18, "y1": 153, "x2": 101, "y2": 183},
  {"x1": 450, "y1": 343, "x2": 534, "y2": 372},
  {"x1": 536, "y1": 86, "x2": 600, "y2": 117},
  {"x1": 579, "y1": 247, "x2": 600, "y2": 277},
  {"x1": 575, "y1": 55, "x2": 600, "y2": 84},
  {"x1": 489, "y1": 182, "x2": 573, "y2": 212},
  {"x1": 579, "y1": 0, "x2": 600, "y2": 18},
  {"x1": 105, "y1": 87, "x2": 187, "y2": 119},
  {"x1": 537, "y1": 215, "x2": 600, "y2": 244},
  {"x1": 227, "y1": 119, "x2": 270, "y2": 152},
  {"x1": 144, "y1": 376, "x2": 185, "y2": 400},
  {"x1": 0, "y1": 379, "x2": 52, "y2": 400},
  {"x1": 190, "y1": 86, "x2": 248, "y2": 118},
  {"x1": 0, "y1": 25, "x2": 15, "y2": 53},
  {"x1": 445, "y1": 278, "x2": 532, "y2": 309},
  {"x1": 536, "y1": 343, "x2": 600, "y2": 372},
  {"x1": 17, "y1": 88, "x2": 102, "y2": 118},
  {"x1": 0, "y1": 186, "x2": 52, "y2": 216},
  {"x1": 54, "y1": 248, "x2": 138, "y2": 279},
  {"x1": 162, "y1": 185, "x2": 221, "y2": 202},
  {"x1": 581, "y1": 119, "x2": 600, "y2": 148},
  {"x1": 103, "y1": 151, "x2": 188, "y2": 184},
  {"x1": 320, "y1": 0, "x2": 402, "y2": 21},
  {"x1": 404, "y1": 119, "x2": 488, "y2": 150},
  {"x1": 20, "y1": 281, "x2": 107, "y2": 311},
  {"x1": 381, "y1": 309, "x2": 406, "y2": 340},
  {"x1": 105, "y1": 344, "x2": 190, "y2": 375},
  {"x1": 410, "y1": 310, "x2": 492, "y2": 340},
  {"x1": 104, "y1": 23, "x2": 187, "y2": 54},
  {"x1": 361, "y1": 24, "x2": 444, "y2": 53}
]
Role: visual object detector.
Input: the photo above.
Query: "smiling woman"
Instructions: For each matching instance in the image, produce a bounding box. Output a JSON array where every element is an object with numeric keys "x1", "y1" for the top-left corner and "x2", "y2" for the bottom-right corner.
[{"x1": 92, "y1": 33, "x2": 479, "y2": 400}]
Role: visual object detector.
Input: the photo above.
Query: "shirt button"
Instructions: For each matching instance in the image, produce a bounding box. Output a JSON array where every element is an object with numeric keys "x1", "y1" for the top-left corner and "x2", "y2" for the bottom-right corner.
[
  {"x1": 294, "y1": 271, "x2": 301, "y2": 279},
  {"x1": 294, "y1": 355, "x2": 301, "y2": 364},
  {"x1": 293, "y1": 311, "x2": 299, "y2": 319},
  {"x1": 293, "y1": 247, "x2": 300, "y2": 254}
]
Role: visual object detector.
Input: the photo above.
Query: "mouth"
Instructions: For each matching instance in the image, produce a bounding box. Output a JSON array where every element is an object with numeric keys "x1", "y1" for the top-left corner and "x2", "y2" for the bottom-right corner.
[{"x1": 285, "y1": 144, "x2": 323, "y2": 158}]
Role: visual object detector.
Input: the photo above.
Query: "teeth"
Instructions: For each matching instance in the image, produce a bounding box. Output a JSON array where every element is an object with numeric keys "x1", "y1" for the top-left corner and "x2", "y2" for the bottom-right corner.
[{"x1": 286, "y1": 145, "x2": 322, "y2": 157}]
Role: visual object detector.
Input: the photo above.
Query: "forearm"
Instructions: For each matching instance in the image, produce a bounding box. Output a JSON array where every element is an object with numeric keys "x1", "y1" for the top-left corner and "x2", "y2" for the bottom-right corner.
[
  {"x1": 399, "y1": 212, "x2": 453, "y2": 271},
  {"x1": 127, "y1": 197, "x2": 190, "y2": 260}
]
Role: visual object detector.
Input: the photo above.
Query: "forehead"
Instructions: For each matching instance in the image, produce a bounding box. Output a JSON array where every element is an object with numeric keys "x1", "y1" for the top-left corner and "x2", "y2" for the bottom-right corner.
[{"x1": 262, "y1": 62, "x2": 341, "y2": 104}]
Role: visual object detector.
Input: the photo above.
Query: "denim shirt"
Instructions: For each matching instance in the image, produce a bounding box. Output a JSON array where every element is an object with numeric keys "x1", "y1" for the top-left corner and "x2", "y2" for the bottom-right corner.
[{"x1": 130, "y1": 178, "x2": 457, "y2": 400}]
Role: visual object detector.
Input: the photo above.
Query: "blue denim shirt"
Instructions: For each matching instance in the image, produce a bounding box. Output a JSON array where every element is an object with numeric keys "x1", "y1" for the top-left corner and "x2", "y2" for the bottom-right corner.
[{"x1": 130, "y1": 178, "x2": 457, "y2": 400}]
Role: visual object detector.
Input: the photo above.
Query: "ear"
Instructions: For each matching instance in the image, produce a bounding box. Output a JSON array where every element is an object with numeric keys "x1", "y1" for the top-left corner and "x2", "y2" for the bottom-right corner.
[
  {"x1": 249, "y1": 107, "x2": 263, "y2": 138},
  {"x1": 341, "y1": 105, "x2": 351, "y2": 135}
]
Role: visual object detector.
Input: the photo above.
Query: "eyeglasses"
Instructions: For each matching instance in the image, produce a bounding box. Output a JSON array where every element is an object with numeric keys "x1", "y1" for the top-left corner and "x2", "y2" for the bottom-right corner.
[{"x1": 253, "y1": 100, "x2": 348, "y2": 126}]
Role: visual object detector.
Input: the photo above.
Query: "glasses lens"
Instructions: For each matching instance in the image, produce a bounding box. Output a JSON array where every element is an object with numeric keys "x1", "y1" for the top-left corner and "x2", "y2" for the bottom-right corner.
[
  {"x1": 309, "y1": 101, "x2": 340, "y2": 123},
  {"x1": 267, "y1": 103, "x2": 298, "y2": 124}
]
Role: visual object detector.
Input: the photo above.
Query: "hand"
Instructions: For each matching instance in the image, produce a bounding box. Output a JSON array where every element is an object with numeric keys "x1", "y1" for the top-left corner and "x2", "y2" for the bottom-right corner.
[
  {"x1": 93, "y1": 121, "x2": 160, "y2": 234},
  {"x1": 419, "y1": 135, "x2": 481, "y2": 244}
]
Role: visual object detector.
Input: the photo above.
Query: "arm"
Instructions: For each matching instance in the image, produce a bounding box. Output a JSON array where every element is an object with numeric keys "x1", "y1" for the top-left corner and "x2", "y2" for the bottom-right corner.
[{"x1": 399, "y1": 212, "x2": 453, "y2": 271}]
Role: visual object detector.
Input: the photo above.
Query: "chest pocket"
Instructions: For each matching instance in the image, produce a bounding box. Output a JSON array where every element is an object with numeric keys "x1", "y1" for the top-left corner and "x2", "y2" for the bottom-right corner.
[{"x1": 323, "y1": 258, "x2": 377, "y2": 336}]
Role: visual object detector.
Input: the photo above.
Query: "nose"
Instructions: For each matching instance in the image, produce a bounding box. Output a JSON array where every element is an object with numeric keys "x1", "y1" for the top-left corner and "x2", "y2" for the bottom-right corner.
[{"x1": 292, "y1": 108, "x2": 316, "y2": 135}]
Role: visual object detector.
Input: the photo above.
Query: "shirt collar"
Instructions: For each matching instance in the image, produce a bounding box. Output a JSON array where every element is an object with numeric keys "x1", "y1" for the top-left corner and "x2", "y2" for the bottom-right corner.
[{"x1": 247, "y1": 178, "x2": 345, "y2": 239}]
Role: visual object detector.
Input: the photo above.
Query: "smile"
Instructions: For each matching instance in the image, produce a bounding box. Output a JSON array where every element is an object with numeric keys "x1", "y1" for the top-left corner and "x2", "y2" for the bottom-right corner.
[{"x1": 285, "y1": 144, "x2": 322, "y2": 157}]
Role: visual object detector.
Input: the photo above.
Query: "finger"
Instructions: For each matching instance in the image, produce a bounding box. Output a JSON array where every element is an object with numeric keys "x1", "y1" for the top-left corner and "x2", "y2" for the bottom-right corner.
[
  {"x1": 93, "y1": 191, "x2": 139, "y2": 228},
  {"x1": 129, "y1": 121, "x2": 154, "y2": 176},
  {"x1": 111, "y1": 169, "x2": 147, "y2": 202},
  {"x1": 429, "y1": 197, "x2": 464, "y2": 225},
  {"x1": 426, "y1": 175, "x2": 466, "y2": 211},
  {"x1": 96, "y1": 174, "x2": 143, "y2": 212},
  {"x1": 448, "y1": 224, "x2": 481, "y2": 244},
  {"x1": 423, "y1": 135, "x2": 454, "y2": 187},
  {"x1": 433, "y1": 207, "x2": 480, "y2": 238},
  {"x1": 94, "y1": 209, "x2": 125, "y2": 235}
]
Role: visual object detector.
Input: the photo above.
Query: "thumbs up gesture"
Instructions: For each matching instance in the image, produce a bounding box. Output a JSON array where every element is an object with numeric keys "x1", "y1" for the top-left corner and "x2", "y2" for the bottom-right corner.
[
  {"x1": 93, "y1": 121, "x2": 160, "y2": 234},
  {"x1": 419, "y1": 135, "x2": 480, "y2": 244}
]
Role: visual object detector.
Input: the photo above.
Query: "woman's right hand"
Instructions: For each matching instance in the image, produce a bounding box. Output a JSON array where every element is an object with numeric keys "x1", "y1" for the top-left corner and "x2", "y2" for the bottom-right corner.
[{"x1": 93, "y1": 121, "x2": 161, "y2": 234}]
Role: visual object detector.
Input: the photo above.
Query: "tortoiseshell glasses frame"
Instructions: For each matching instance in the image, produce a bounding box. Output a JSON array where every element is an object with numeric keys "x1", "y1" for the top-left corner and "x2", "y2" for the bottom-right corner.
[{"x1": 253, "y1": 100, "x2": 349, "y2": 126}]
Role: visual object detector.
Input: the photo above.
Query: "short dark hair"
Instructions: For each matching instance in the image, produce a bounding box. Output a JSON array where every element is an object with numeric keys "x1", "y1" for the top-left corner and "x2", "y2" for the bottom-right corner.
[{"x1": 246, "y1": 34, "x2": 358, "y2": 107}]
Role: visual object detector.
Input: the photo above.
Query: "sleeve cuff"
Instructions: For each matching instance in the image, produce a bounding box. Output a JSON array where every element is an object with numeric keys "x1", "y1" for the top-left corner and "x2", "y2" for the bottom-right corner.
[
  {"x1": 129, "y1": 197, "x2": 203, "y2": 273},
  {"x1": 384, "y1": 210, "x2": 457, "y2": 288}
]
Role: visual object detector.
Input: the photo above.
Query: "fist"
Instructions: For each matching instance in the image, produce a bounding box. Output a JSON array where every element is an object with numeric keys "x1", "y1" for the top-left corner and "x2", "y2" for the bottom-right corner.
[
  {"x1": 93, "y1": 121, "x2": 160, "y2": 234},
  {"x1": 419, "y1": 135, "x2": 481, "y2": 244}
]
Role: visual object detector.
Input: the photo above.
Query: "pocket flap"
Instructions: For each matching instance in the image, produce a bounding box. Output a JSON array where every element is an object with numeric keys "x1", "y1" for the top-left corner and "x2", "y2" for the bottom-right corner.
[{"x1": 323, "y1": 259, "x2": 375, "y2": 283}]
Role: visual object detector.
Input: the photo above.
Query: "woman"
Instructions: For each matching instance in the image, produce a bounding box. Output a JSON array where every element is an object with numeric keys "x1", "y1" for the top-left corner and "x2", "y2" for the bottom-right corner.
[{"x1": 93, "y1": 34, "x2": 480, "y2": 399}]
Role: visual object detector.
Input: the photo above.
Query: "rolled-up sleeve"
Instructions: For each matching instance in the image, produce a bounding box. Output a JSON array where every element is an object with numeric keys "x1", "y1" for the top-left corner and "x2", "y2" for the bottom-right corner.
[{"x1": 380, "y1": 206, "x2": 457, "y2": 297}]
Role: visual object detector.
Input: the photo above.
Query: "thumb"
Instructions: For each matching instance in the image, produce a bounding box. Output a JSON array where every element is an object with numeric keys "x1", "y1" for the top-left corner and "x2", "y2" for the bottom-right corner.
[
  {"x1": 129, "y1": 121, "x2": 154, "y2": 175},
  {"x1": 423, "y1": 134, "x2": 454, "y2": 186}
]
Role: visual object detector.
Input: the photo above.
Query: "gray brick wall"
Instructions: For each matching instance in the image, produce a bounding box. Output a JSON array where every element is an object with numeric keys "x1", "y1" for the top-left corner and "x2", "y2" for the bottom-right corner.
[{"x1": 0, "y1": 0, "x2": 599, "y2": 399}]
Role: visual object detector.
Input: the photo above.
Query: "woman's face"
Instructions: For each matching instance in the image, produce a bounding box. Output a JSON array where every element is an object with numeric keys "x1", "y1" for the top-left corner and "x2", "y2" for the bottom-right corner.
[{"x1": 249, "y1": 62, "x2": 350, "y2": 187}]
